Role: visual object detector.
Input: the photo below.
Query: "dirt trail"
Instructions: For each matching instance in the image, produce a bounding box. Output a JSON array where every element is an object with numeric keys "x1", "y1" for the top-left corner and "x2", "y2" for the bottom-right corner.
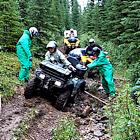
[
  {"x1": 24, "y1": 98, "x2": 69, "y2": 140},
  {"x1": 0, "y1": 86, "x2": 28, "y2": 140},
  {"x1": 0, "y1": 85, "x2": 110, "y2": 140},
  {"x1": 0, "y1": 86, "x2": 69, "y2": 140}
]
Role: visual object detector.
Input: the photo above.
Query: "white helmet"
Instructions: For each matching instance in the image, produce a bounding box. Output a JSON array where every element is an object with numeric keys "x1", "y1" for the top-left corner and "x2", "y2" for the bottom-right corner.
[
  {"x1": 70, "y1": 28, "x2": 74, "y2": 31},
  {"x1": 46, "y1": 41, "x2": 57, "y2": 49},
  {"x1": 29, "y1": 27, "x2": 38, "y2": 37},
  {"x1": 89, "y1": 38, "x2": 95, "y2": 43}
]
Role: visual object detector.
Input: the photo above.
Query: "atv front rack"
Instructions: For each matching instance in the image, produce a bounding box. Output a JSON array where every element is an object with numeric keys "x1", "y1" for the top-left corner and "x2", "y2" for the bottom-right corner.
[{"x1": 39, "y1": 61, "x2": 72, "y2": 82}]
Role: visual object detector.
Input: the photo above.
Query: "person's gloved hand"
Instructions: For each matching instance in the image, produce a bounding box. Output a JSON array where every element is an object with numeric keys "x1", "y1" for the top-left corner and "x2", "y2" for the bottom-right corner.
[
  {"x1": 68, "y1": 65, "x2": 76, "y2": 72},
  {"x1": 29, "y1": 57, "x2": 32, "y2": 61},
  {"x1": 90, "y1": 56, "x2": 96, "y2": 60}
]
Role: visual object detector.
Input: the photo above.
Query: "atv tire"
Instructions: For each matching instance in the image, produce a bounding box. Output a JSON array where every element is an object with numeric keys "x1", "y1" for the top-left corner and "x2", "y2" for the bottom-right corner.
[
  {"x1": 55, "y1": 90, "x2": 71, "y2": 111},
  {"x1": 24, "y1": 77, "x2": 39, "y2": 99}
]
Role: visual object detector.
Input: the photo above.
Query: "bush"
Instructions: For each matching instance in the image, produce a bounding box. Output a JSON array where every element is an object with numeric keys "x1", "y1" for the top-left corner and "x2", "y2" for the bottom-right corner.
[
  {"x1": 0, "y1": 52, "x2": 20, "y2": 97},
  {"x1": 105, "y1": 84, "x2": 140, "y2": 140},
  {"x1": 0, "y1": 51, "x2": 40, "y2": 98}
]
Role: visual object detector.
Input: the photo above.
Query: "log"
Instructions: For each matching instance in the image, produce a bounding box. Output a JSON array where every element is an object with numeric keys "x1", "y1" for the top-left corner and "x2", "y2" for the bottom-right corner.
[{"x1": 84, "y1": 91, "x2": 108, "y2": 105}]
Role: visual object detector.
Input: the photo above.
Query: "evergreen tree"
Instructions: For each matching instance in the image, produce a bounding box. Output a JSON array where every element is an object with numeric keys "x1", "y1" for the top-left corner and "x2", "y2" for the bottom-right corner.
[
  {"x1": 119, "y1": 0, "x2": 140, "y2": 81},
  {"x1": 102, "y1": 0, "x2": 124, "y2": 43},
  {"x1": 0, "y1": 0, "x2": 23, "y2": 51},
  {"x1": 63, "y1": 0, "x2": 71, "y2": 30},
  {"x1": 27, "y1": 0, "x2": 52, "y2": 57},
  {"x1": 71, "y1": 0, "x2": 81, "y2": 30},
  {"x1": 18, "y1": 0, "x2": 29, "y2": 26}
]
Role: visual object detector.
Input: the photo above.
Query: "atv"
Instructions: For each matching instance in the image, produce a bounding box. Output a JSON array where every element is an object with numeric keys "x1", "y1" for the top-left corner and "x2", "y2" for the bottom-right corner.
[{"x1": 24, "y1": 56, "x2": 87, "y2": 110}]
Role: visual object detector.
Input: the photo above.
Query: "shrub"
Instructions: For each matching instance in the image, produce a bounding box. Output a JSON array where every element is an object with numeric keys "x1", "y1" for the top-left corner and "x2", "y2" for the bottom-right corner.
[
  {"x1": 105, "y1": 84, "x2": 140, "y2": 140},
  {"x1": 52, "y1": 118, "x2": 79, "y2": 140}
]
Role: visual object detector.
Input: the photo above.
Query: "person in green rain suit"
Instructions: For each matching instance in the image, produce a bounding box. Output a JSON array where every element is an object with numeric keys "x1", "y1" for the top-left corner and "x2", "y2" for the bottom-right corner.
[
  {"x1": 87, "y1": 47, "x2": 115, "y2": 96},
  {"x1": 16, "y1": 27, "x2": 38, "y2": 82}
]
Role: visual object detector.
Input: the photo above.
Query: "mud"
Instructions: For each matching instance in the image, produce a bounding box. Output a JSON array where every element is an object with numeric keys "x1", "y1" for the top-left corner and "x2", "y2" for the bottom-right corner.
[
  {"x1": 0, "y1": 81, "x2": 110, "y2": 140},
  {"x1": 24, "y1": 98, "x2": 69, "y2": 140},
  {"x1": 0, "y1": 86, "x2": 29, "y2": 140}
]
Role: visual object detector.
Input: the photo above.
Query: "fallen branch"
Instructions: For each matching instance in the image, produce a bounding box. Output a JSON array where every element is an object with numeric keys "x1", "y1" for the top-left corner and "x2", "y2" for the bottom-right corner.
[{"x1": 84, "y1": 91, "x2": 108, "y2": 105}]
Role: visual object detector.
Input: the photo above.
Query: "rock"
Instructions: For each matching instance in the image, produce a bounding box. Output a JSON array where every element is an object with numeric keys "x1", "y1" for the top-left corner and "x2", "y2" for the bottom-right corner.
[
  {"x1": 99, "y1": 134, "x2": 110, "y2": 140},
  {"x1": 83, "y1": 133, "x2": 94, "y2": 140},
  {"x1": 75, "y1": 117, "x2": 81, "y2": 126},
  {"x1": 79, "y1": 119, "x2": 89, "y2": 125},
  {"x1": 81, "y1": 106, "x2": 91, "y2": 118},
  {"x1": 23, "y1": 101, "x2": 34, "y2": 108},
  {"x1": 84, "y1": 99, "x2": 91, "y2": 106},
  {"x1": 97, "y1": 123, "x2": 105, "y2": 131},
  {"x1": 94, "y1": 130, "x2": 104, "y2": 137},
  {"x1": 92, "y1": 137, "x2": 100, "y2": 140},
  {"x1": 92, "y1": 109, "x2": 98, "y2": 114}
]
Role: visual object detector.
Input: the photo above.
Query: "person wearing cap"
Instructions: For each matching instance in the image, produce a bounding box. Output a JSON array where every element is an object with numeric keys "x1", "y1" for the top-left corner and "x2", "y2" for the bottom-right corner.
[
  {"x1": 16, "y1": 27, "x2": 39, "y2": 82},
  {"x1": 45, "y1": 41, "x2": 76, "y2": 71},
  {"x1": 87, "y1": 47, "x2": 115, "y2": 97}
]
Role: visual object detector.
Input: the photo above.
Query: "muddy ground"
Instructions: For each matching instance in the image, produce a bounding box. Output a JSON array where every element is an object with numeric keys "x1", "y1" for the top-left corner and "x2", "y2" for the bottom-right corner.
[{"x1": 0, "y1": 80, "x2": 110, "y2": 140}]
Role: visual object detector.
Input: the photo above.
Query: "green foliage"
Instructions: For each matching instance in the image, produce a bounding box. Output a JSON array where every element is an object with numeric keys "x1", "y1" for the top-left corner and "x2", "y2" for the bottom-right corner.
[
  {"x1": 52, "y1": 118, "x2": 79, "y2": 140},
  {"x1": 0, "y1": 51, "x2": 40, "y2": 97},
  {"x1": 18, "y1": 0, "x2": 29, "y2": 27},
  {"x1": 23, "y1": 0, "x2": 73, "y2": 57},
  {"x1": 71, "y1": 0, "x2": 81, "y2": 30},
  {"x1": 105, "y1": 84, "x2": 140, "y2": 140},
  {"x1": 79, "y1": 31, "x2": 96, "y2": 48},
  {"x1": 12, "y1": 121, "x2": 29, "y2": 140},
  {"x1": 0, "y1": 0, "x2": 23, "y2": 51},
  {"x1": 0, "y1": 52, "x2": 20, "y2": 97},
  {"x1": 80, "y1": 0, "x2": 140, "y2": 83}
]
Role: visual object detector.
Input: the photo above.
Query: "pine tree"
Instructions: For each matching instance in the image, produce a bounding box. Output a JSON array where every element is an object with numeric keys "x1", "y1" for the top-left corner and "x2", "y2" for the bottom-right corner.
[
  {"x1": 102, "y1": 0, "x2": 124, "y2": 43},
  {"x1": 18, "y1": 0, "x2": 29, "y2": 26},
  {"x1": 0, "y1": 0, "x2": 23, "y2": 51},
  {"x1": 62, "y1": 0, "x2": 71, "y2": 30},
  {"x1": 71, "y1": 0, "x2": 81, "y2": 30}
]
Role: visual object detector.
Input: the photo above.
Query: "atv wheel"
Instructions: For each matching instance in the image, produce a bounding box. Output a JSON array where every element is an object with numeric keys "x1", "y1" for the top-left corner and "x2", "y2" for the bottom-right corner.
[
  {"x1": 55, "y1": 90, "x2": 71, "y2": 111},
  {"x1": 24, "y1": 77, "x2": 40, "y2": 99}
]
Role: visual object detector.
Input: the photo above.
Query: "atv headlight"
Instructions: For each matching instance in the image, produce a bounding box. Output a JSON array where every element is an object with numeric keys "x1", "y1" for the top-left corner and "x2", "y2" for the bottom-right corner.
[
  {"x1": 39, "y1": 73, "x2": 45, "y2": 79},
  {"x1": 55, "y1": 81, "x2": 61, "y2": 87}
]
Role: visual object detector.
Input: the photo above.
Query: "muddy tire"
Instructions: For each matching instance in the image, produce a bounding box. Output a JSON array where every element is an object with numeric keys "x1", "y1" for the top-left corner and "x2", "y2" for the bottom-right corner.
[
  {"x1": 55, "y1": 90, "x2": 71, "y2": 111},
  {"x1": 24, "y1": 78, "x2": 39, "y2": 99}
]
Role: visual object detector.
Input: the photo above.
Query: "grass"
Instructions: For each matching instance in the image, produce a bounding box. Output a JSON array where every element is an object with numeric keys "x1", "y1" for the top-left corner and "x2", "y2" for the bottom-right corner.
[
  {"x1": 52, "y1": 118, "x2": 79, "y2": 140},
  {"x1": 0, "y1": 52, "x2": 20, "y2": 97},
  {"x1": 12, "y1": 108, "x2": 39, "y2": 140},
  {"x1": 0, "y1": 51, "x2": 40, "y2": 98}
]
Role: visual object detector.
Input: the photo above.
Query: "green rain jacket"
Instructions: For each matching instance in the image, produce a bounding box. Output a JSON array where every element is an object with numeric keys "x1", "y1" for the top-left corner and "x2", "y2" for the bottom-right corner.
[
  {"x1": 87, "y1": 51, "x2": 112, "y2": 74},
  {"x1": 16, "y1": 30, "x2": 32, "y2": 68}
]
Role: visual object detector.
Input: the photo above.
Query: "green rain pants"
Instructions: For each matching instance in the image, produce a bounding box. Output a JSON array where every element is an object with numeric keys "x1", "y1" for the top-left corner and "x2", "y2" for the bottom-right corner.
[
  {"x1": 101, "y1": 69, "x2": 115, "y2": 96},
  {"x1": 16, "y1": 47, "x2": 32, "y2": 81}
]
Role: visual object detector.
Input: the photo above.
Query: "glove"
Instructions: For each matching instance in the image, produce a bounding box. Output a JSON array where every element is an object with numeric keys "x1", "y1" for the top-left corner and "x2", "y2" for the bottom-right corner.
[
  {"x1": 29, "y1": 57, "x2": 32, "y2": 61},
  {"x1": 90, "y1": 56, "x2": 97, "y2": 60},
  {"x1": 68, "y1": 65, "x2": 76, "y2": 72}
]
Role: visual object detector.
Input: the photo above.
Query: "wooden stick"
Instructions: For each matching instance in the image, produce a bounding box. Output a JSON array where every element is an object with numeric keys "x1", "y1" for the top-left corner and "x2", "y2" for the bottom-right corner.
[{"x1": 84, "y1": 91, "x2": 108, "y2": 105}]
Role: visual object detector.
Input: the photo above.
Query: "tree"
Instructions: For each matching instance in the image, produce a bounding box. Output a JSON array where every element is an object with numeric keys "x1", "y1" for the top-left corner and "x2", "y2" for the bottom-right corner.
[
  {"x1": 18, "y1": 0, "x2": 29, "y2": 26},
  {"x1": 0, "y1": 0, "x2": 23, "y2": 51},
  {"x1": 71, "y1": 0, "x2": 81, "y2": 30}
]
